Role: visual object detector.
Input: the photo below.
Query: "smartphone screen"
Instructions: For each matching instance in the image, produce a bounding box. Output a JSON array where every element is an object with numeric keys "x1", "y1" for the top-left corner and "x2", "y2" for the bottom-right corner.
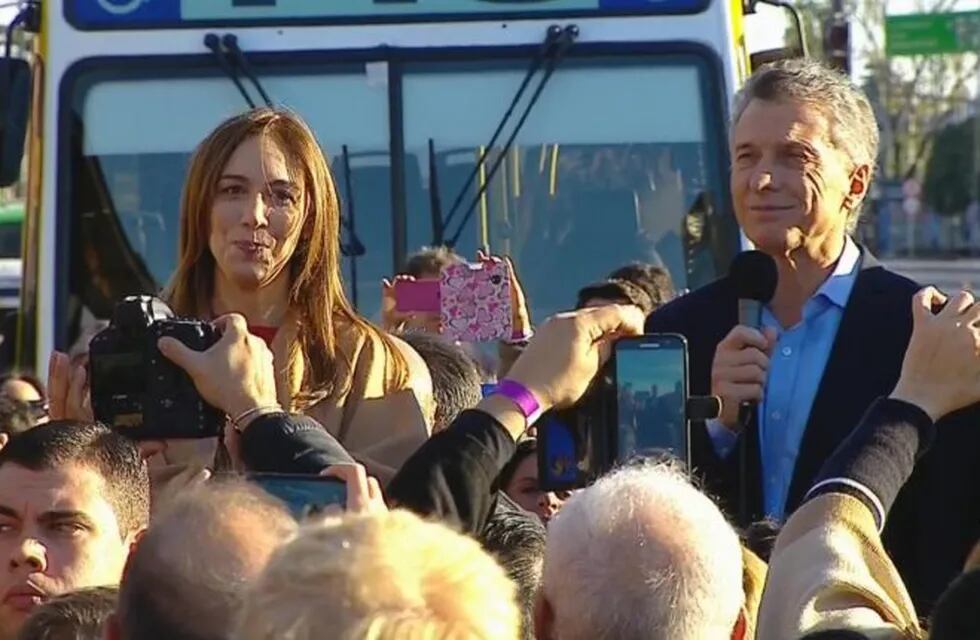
[
  {"x1": 247, "y1": 473, "x2": 347, "y2": 518},
  {"x1": 614, "y1": 335, "x2": 689, "y2": 466}
]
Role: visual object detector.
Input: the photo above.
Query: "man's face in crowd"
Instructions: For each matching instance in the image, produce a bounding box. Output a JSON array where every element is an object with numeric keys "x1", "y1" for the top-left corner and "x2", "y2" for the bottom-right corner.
[
  {"x1": 730, "y1": 98, "x2": 864, "y2": 257},
  {"x1": 0, "y1": 462, "x2": 133, "y2": 639}
]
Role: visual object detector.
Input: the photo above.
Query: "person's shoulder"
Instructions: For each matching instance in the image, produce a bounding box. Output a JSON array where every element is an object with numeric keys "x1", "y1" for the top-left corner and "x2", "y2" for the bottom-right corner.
[
  {"x1": 334, "y1": 318, "x2": 431, "y2": 393},
  {"x1": 646, "y1": 278, "x2": 733, "y2": 332}
]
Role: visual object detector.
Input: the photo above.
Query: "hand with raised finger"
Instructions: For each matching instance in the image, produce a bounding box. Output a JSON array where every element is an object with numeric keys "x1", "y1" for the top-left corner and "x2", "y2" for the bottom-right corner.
[
  {"x1": 710, "y1": 325, "x2": 777, "y2": 432},
  {"x1": 321, "y1": 463, "x2": 388, "y2": 516},
  {"x1": 47, "y1": 351, "x2": 94, "y2": 422},
  {"x1": 891, "y1": 288, "x2": 980, "y2": 421},
  {"x1": 503, "y1": 304, "x2": 646, "y2": 414}
]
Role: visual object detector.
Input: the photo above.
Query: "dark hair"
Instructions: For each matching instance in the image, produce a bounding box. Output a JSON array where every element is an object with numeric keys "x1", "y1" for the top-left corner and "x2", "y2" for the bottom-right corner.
[
  {"x1": 398, "y1": 333, "x2": 483, "y2": 433},
  {"x1": 0, "y1": 371, "x2": 47, "y2": 399},
  {"x1": 17, "y1": 586, "x2": 118, "y2": 640},
  {"x1": 742, "y1": 518, "x2": 782, "y2": 563},
  {"x1": 930, "y1": 569, "x2": 980, "y2": 640},
  {"x1": 0, "y1": 421, "x2": 149, "y2": 536},
  {"x1": 401, "y1": 245, "x2": 464, "y2": 279},
  {"x1": 497, "y1": 439, "x2": 537, "y2": 491},
  {"x1": 575, "y1": 279, "x2": 654, "y2": 315},
  {"x1": 608, "y1": 262, "x2": 675, "y2": 309},
  {"x1": 480, "y1": 510, "x2": 546, "y2": 640},
  {"x1": 0, "y1": 396, "x2": 35, "y2": 436}
]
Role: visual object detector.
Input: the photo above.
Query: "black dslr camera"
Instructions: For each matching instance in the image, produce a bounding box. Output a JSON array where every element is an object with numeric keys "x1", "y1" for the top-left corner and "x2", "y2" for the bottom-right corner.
[{"x1": 89, "y1": 295, "x2": 223, "y2": 440}]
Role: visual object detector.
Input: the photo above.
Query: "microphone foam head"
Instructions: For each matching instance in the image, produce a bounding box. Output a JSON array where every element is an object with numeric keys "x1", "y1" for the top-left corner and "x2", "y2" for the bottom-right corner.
[{"x1": 730, "y1": 250, "x2": 778, "y2": 303}]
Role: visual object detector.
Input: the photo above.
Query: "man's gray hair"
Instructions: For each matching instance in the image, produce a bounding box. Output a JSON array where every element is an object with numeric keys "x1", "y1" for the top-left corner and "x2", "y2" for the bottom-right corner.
[
  {"x1": 732, "y1": 59, "x2": 879, "y2": 228},
  {"x1": 542, "y1": 461, "x2": 744, "y2": 640},
  {"x1": 116, "y1": 480, "x2": 297, "y2": 640}
]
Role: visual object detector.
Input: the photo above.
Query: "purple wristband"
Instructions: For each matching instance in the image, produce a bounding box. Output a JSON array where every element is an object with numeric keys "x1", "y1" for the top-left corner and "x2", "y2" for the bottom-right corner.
[{"x1": 493, "y1": 379, "x2": 543, "y2": 424}]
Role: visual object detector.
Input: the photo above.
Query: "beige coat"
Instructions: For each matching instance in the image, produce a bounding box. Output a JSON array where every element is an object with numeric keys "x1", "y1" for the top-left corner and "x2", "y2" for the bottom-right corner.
[
  {"x1": 756, "y1": 493, "x2": 924, "y2": 640},
  {"x1": 270, "y1": 318, "x2": 433, "y2": 483}
]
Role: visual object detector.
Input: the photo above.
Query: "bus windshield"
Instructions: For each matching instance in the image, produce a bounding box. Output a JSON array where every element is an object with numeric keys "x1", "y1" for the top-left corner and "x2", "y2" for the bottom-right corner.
[{"x1": 62, "y1": 49, "x2": 736, "y2": 343}]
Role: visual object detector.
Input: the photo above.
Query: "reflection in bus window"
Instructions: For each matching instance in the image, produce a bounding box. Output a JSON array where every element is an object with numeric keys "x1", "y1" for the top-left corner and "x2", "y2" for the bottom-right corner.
[{"x1": 402, "y1": 57, "x2": 734, "y2": 318}]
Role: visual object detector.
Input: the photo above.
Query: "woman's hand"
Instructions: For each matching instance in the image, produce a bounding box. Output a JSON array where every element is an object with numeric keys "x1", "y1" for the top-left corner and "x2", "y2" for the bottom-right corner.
[
  {"x1": 477, "y1": 250, "x2": 531, "y2": 340},
  {"x1": 47, "y1": 351, "x2": 94, "y2": 422},
  {"x1": 382, "y1": 274, "x2": 441, "y2": 335}
]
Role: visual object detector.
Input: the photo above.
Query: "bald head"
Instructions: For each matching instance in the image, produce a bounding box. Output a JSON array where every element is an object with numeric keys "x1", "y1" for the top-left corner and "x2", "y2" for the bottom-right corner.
[
  {"x1": 113, "y1": 481, "x2": 296, "y2": 640},
  {"x1": 539, "y1": 462, "x2": 744, "y2": 640}
]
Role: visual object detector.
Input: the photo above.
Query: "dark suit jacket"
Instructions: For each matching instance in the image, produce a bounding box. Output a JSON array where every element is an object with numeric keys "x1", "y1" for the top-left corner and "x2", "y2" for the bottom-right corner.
[{"x1": 646, "y1": 248, "x2": 980, "y2": 613}]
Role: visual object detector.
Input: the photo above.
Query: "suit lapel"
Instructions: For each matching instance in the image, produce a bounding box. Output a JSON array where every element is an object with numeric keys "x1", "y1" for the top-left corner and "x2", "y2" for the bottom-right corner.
[{"x1": 784, "y1": 249, "x2": 907, "y2": 510}]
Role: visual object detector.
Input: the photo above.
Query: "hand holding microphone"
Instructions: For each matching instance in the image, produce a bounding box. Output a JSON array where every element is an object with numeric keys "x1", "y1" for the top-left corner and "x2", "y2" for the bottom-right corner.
[{"x1": 711, "y1": 251, "x2": 779, "y2": 432}]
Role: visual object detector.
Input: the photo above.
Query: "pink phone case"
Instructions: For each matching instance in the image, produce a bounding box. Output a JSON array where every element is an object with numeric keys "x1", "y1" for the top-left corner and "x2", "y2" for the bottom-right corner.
[
  {"x1": 440, "y1": 262, "x2": 512, "y2": 342},
  {"x1": 394, "y1": 279, "x2": 441, "y2": 313}
]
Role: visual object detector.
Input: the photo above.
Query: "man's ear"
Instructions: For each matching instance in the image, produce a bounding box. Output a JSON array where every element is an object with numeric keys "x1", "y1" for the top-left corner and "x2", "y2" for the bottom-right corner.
[
  {"x1": 845, "y1": 164, "x2": 872, "y2": 209},
  {"x1": 534, "y1": 592, "x2": 556, "y2": 640},
  {"x1": 731, "y1": 607, "x2": 748, "y2": 640}
]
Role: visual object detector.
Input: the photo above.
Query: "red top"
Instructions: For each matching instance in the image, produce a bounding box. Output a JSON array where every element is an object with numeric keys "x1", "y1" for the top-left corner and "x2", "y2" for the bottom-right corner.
[{"x1": 249, "y1": 325, "x2": 278, "y2": 347}]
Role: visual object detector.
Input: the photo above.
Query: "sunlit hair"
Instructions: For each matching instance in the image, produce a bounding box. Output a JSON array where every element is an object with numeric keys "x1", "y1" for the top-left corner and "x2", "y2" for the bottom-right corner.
[
  {"x1": 165, "y1": 108, "x2": 406, "y2": 407},
  {"x1": 543, "y1": 460, "x2": 744, "y2": 640},
  {"x1": 236, "y1": 509, "x2": 521, "y2": 640}
]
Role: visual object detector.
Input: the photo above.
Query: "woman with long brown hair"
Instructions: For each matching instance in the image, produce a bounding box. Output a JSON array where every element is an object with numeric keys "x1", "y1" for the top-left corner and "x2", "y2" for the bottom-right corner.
[{"x1": 162, "y1": 107, "x2": 432, "y2": 479}]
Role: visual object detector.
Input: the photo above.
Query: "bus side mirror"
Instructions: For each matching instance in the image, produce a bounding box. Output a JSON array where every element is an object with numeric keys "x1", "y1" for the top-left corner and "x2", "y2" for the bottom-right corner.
[{"x1": 0, "y1": 58, "x2": 31, "y2": 188}]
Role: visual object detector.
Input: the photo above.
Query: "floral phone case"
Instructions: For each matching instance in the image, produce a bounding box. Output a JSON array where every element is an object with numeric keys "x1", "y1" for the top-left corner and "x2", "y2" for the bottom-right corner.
[{"x1": 440, "y1": 262, "x2": 512, "y2": 342}]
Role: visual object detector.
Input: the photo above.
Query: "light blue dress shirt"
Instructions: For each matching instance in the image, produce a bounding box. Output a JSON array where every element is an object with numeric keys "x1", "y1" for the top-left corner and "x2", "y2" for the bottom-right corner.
[{"x1": 707, "y1": 237, "x2": 861, "y2": 520}]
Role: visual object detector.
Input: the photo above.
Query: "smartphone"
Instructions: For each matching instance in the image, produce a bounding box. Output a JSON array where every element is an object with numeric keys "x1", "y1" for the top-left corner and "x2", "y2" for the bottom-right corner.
[
  {"x1": 440, "y1": 261, "x2": 512, "y2": 342},
  {"x1": 246, "y1": 473, "x2": 347, "y2": 519},
  {"x1": 394, "y1": 279, "x2": 441, "y2": 314},
  {"x1": 612, "y1": 334, "x2": 689, "y2": 468},
  {"x1": 537, "y1": 380, "x2": 612, "y2": 492}
]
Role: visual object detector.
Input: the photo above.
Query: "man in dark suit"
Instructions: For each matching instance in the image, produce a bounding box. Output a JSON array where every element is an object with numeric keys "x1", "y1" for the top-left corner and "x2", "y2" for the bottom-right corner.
[{"x1": 646, "y1": 58, "x2": 980, "y2": 612}]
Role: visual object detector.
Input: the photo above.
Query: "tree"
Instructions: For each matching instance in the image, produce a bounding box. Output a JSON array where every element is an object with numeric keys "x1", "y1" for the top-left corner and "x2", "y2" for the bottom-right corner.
[
  {"x1": 794, "y1": 0, "x2": 979, "y2": 184},
  {"x1": 851, "y1": 0, "x2": 979, "y2": 182},
  {"x1": 924, "y1": 116, "x2": 977, "y2": 216}
]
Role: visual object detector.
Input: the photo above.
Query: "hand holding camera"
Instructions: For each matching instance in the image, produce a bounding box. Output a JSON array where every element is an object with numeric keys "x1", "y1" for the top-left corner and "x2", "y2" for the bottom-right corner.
[
  {"x1": 891, "y1": 288, "x2": 980, "y2": 421},
  {"x1": 157, "y1": 313, "x2": 279, "y2": 424},
  {"x1": 505, "y1": 304, "x2": 646, "y2": 415}
]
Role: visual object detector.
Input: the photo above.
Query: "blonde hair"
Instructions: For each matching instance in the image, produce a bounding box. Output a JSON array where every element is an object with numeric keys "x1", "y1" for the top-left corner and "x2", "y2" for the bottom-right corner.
[
  {"x1": 236, "y1": 510, "x2": 520, "y2": 640},
  {"x1": 165, "y1": 107, "x2": 406, "y2": 407}
]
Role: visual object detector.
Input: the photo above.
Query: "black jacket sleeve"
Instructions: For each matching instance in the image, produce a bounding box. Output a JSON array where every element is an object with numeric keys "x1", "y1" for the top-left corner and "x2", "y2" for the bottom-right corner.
[
  {"x1": 386, "y1": 409, "x2": 518, "y2": 536},
  {"x1": 806, "y1": 397, "x2": 936, "y2": 530},
  {"x1": 239, "y1": 412, "x2": 354, "y2": 474}
]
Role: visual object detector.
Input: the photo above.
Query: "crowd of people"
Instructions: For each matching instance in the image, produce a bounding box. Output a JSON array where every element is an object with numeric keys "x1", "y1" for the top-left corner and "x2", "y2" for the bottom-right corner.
[{"x1": 0, "y1": 57, "x2": 978, "y2": 640}]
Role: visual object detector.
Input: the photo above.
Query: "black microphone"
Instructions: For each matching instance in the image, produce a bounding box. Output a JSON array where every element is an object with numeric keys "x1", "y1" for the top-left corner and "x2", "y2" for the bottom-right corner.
[
  {"x1": 728, "y1": 250, "x2": 778, "y2": 524},
  {"x1": 731, "y1": 250, "x2": 779, "y2": 332}
]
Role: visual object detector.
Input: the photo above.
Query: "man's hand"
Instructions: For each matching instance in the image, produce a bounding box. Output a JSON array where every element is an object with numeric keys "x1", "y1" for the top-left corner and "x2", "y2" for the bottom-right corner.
[
  {"x1": 503, "y1": 304, "x2": 645, "y2": 414},
  {"x1": 47, "y1": 351, "x2": 94, "y2": 422},
  {"x1": 890, "y1": 288, "x2": 980, "y2": 421},
  {"x1": 710, "y1": 326, "x2": 778, "y2": 431},
  {"x1": 158, "y1": 314, "x2": 279, "y2": 422}
]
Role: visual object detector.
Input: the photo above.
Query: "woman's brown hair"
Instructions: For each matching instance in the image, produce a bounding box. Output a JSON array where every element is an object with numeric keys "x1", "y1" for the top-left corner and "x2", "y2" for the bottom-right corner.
[{"x1": 165, "y1": 107, "x2": 406, "y2": 407}]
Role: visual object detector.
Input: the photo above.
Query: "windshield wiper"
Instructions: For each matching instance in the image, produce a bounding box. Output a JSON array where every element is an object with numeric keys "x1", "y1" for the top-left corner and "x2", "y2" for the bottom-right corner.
[
  {"x1": 222, "y1": 34, "x2": 273, "y2": 108},
  {"x1": 428, "y1": 139, "x2": 445, "y2": 245},
  {"x1": 445, "y1": 24, "x2": 578, "y2": 249},
  {"x1": 438, "y1": 25, "x2": 564, "y2": 243},
  {"x1": 204, "y1": 33, "x2": 256, "y2": 109}
]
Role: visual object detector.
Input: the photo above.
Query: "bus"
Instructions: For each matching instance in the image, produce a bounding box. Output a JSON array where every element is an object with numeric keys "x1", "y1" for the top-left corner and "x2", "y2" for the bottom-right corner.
[{"x1": 2, "y1": 0, "x2": 790, "y2": 372}]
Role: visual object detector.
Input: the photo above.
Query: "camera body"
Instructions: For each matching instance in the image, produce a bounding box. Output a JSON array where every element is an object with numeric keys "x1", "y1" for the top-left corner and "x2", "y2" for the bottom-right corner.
[{"x1": 89, "y1": 295, "x2": 223, "y2": 440}]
